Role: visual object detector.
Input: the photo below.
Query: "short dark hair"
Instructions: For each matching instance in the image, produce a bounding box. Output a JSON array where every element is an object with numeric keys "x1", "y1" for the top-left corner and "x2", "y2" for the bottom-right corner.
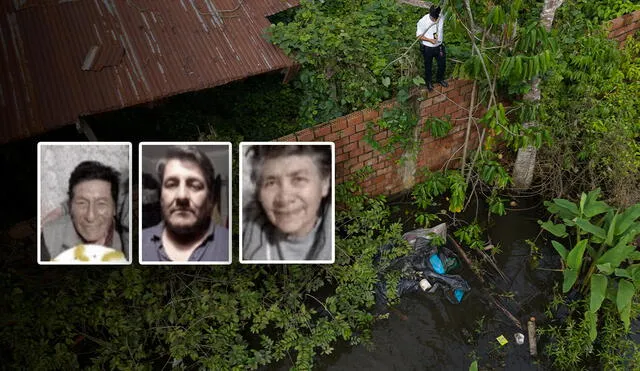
[
  {"x1": 429, "y1": 5, "x2": 441, "y2": 19},
  {"x1": 156, "y1": 146, "x2": 216, "y2": 203},
  {"x1": 247, "y1": 144, "x2": 332, "y2": 186},
  {"x1": 68, "y1": 161, "x2": 121, "y2": 204}
]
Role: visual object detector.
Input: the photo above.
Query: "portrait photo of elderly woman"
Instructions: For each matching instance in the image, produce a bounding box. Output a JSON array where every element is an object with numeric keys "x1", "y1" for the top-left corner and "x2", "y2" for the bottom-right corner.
[{"x1": 240, "y1": 143, "x2": 335, "y2": 263}]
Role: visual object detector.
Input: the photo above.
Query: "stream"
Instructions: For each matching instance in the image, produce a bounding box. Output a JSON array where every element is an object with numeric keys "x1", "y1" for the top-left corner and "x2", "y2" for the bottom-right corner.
[{"x1": 317, "y1": 194, "x2": 560, "y2": 370}]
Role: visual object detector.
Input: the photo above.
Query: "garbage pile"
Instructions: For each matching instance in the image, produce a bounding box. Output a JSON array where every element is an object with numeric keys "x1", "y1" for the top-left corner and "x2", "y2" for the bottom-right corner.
[{"x1": 375, "y1": 223, "x2": 471, "y2": 307}]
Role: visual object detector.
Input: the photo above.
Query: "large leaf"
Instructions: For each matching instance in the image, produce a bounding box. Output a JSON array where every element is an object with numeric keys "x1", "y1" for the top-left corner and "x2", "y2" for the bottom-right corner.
[
  {"x1": 551, "y1": 240, "x2": 569, "y2": 261},
  {"x1": 597, "y1": 263, "x2": 614, "y2": 275},
  {"x1": 540, "y1": 220, "x2": 568, "y2": 238},
  {"x1": 580, "y1": 189, "x2": 610, "y2": 218},
  {"x1": 616, "y1": 280, "x2": 635, "y2": 331},
  {"x1": 597, "y1": 240, "x2": 636, "y2": 268},
  {"x1": 575, "y1": 218, "x2": 606, "y2": 241},
  {"x1": 547, "y1": 199, "x2": 579, "y2": 219},
  {"x1": 614, "y1": 268, "x2": 631, "y2": 279},
  {"x1": 589, "y1": 274, "x2": 607, "y2": 313},
  {"x1": 605, "y1": 213, "x2": 618, "y2": 247},
  {"x1": 585, "y1": 310, "x2": 597, "y2": 342},
  {"x1": 469, "y1": 360, "x2": 478, "y2": 371},
  {"x1": 563, "y1": 268, "x2": 578, "y2": 293},
  {"x1": 614, "y1": 204, "x2": 640, "y2": 236},
  {"x1": 567, "y1": 240, "x2": 588, "y2": 270}
]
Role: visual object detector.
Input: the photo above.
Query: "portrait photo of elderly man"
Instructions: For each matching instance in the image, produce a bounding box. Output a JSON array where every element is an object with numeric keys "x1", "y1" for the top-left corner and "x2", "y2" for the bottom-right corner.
[
  {"x1": 240, "y1": 143, "x2": 335, "y2": 263},
  {"x1": 38, "y1": 143, "x2": 131, "y2": 264},
  {"x1": 140, "y1": 144, "x2": 231, "y2": 264}
]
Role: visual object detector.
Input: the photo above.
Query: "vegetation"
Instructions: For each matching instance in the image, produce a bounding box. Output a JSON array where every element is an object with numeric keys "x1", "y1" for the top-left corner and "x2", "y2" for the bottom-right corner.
[
  {"x1": 537, "y1": 5, "x2": 640, "y2": 206},
  {"x1": 1, "y1": 179, "x2": 413, "y2": 369},
  {"x1": 2, "y1": 0, "x2": 640, "y2": 369}
]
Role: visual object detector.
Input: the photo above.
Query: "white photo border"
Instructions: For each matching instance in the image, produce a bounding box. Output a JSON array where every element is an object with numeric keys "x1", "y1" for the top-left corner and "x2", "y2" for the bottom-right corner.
[
  {"x1": 239, "y1": 141, "x2": 336, "y2": 264},
  {"x1": 138, "y1": 142, "x2": 233, "y2": 265},
  {"x1": 37, "y1": 142, "x2": 133, "y2": 265}
]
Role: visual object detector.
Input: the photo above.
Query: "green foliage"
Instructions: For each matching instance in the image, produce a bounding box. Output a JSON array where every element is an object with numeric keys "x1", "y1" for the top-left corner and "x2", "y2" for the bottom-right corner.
[
  {"x1": 538, "y1": 8, "x2": 640, "y2": 206},
  {"x1": 574, "y1": 0, "x2": 640, "y2": 25},
  {"x1": 454, "y1": 223, "x2": 485, "y2": 250},
  {"x1": 412, "y1": 170, "x2": 468, "y2": 216},
  {"x1": 269, "y1": 0, "x2": 424, "y2": 124},
  {"x1": 2, "y1": 170, "x2": 419, "y2": 370},
  {"x1": 540, "y1": 291, "x2": 640, "y2": 370},
  {"x1": 540, "y1": 189, "x2": 640, "y2": 343},
  {"x1": 424, "y1": 116, "x2": 453, "y2": 139},
  {"x1": 364, "y1": 106, "x2": 419, "y2": 156}
]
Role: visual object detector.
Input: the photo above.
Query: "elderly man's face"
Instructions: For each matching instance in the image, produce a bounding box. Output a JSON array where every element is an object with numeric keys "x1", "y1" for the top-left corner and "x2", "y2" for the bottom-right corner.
[
  {"x1": 70, "y1": 179, "x2": 115, "y2": 245},
  {"x1": 160, "y1": 159, "x2": 213, "y2": 235},
  {"x1": 258, "y1": 154, "x2": 329, "y2": 238}
]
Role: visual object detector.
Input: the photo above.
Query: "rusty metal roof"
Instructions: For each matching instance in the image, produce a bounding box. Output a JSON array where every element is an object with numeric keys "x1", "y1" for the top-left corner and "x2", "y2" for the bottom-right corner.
[{"x1": 0, "y1": 0, "x2": 299, "y2": 144}]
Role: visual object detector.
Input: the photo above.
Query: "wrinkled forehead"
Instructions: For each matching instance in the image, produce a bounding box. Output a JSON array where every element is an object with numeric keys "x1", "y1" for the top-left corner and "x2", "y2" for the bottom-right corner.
[
  {"x1": 71, "y1": 179, "x2": 113, "y2": 201},
  {"x1": 259, "y1": 154, "x2": 322, "y2": 179},
  {"x1": 163, "y1": 159, "x2": 206, "y2": 182}
]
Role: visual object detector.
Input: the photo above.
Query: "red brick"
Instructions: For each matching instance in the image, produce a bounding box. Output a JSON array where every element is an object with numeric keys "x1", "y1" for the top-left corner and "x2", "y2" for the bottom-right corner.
[
  {"x1": 433, "y1": 94, "x2": 447, "y2": 103},
  {"x1": 355, "y1": 122, "x2": 368, "y2": 133},
  {"x1": 343, "y1": 142, "x2": 358, "y2": 154},
  {"x1": 335, "y1": 136, "x2": 350, "y2": 148},
  {"x1": 349, "y1": 132, "x2": 364, "y2": 143},
  {"x1": 297, "y1": 129, "x2": 315, "y2": 141},
  {"x1": 278, "y1": 134, "x2": 297, "y2": 142},
  {"x1": 340, "y1": 124, "x2": 356, "y2": 138},
  {"x1": 373, "y1": 131, "x2": 388, "y2": 141},
  {"x1": 420, "y1": 98, "x2": 434, "y2": 108},
  {"x1": 350, "y1": 146, "x2": 364, "y2": 158},
  {"x1": 452, "y1": 94, "x2": 467, "y2": 105},
  {"x1": 459, "y1": 83, "x2": 473, "y2": 96},
  {"x1": 346, "y1": 111, "x2": 364, "y2": 125},
  {"x1": 330, "y1": 117, "x2": 348, "y2": 132},
  {"x1": 609, "y1": 16, "x2": 625, "y2": 31},
  {"x1": 336, "y1": 152, "x2": 348, "y2": 163},
  {"x1": 445, "y1": 105, "x2": 459, "y2": 115},
  {"x1": 363, "y1": 109, "x2": 379, "y2": 122},
  {"x1": 352, "y1": 161, "x2": 364, "y2": 172},
  {"x1": 314, "y1": 124, "x2": 332, "y2": 138},
  {"x1": 324, "y1": 132, "x2": 340, "y2": 142},
  {"x1": 358, "y1": 151, "x2": 373, "y2": 163},
  {"x1": 365, "y1": 158, "x2": 375, "y2": 167}
]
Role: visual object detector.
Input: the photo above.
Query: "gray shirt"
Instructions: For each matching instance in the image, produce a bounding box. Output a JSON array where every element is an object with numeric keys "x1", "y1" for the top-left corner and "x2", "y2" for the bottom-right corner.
[
  {"x1": 141, "y1": 222, "x2": 229, "y2": 262},
  {"x1": 242, "y1": 201, "x2": 333, "y2": 262},
  {"x1": 41, "y1": 214, "x2": 124, "y2": 261}
]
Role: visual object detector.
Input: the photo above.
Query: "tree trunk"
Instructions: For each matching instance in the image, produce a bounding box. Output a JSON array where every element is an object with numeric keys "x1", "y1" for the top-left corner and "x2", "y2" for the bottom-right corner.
[{"x1": 511, "y1": 0, "x2": 564, "y2": 189}]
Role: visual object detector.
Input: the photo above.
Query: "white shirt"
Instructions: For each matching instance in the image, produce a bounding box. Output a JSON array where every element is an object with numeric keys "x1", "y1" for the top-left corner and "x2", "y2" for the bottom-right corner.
[{"x1": 416, "y1": 14, "x2": 444, "y2": 47}]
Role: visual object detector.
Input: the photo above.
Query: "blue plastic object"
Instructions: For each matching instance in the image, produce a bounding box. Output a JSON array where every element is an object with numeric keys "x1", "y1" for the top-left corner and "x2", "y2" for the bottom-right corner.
[
  {"x1": 429, "y1": 255, "x2": 445, "y2": 274},
  {"x1": 454, "y1": 289, "x2": 464, "y2": 302}
]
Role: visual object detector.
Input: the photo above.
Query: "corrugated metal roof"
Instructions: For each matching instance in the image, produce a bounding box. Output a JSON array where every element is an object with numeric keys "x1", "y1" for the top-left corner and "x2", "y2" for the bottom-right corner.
[{"x1": 0, "y1": 0, "x2": 299, "y2": 144}]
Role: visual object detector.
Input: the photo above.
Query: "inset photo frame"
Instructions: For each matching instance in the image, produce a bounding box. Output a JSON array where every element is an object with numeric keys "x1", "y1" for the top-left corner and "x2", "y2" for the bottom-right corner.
[
  {"x1": 139, "y1": 142, "x2": 232, "y2": 265},
  {"x1": 37, "y1": 142, "x2": 132, "y2": 265},
  {"x1": 240, "y1": 142, "x2": 335, "y2": 264}
]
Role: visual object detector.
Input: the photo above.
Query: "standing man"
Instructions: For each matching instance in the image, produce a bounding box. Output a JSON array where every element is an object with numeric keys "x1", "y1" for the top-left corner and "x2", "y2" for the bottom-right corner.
[
  {"x1": 417, "y1": 5, "x2": 448, "y2": 91},
  {"x1": 141, "y1": 146, "x2": 229, "y2": 262}
]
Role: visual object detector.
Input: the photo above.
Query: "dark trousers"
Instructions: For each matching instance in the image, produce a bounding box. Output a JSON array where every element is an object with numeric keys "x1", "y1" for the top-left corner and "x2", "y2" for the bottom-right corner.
[{"x1": 421, "y1": 44, "x2": 446, "y2": 83}]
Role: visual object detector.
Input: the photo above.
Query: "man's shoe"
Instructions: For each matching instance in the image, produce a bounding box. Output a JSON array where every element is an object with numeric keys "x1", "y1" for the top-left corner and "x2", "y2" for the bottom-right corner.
[
  {"x1": 438, "y1": 80, "x2": 449, "y2": 88},
  {"x1": 427, "y1": 82, "x2": 434, "y2": 91}
]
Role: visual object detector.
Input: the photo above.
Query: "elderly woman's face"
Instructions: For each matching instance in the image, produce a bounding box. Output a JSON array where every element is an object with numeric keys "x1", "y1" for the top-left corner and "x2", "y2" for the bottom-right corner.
[{"x1": 258, "y1": 154, "x2": 329, "y2": 238}]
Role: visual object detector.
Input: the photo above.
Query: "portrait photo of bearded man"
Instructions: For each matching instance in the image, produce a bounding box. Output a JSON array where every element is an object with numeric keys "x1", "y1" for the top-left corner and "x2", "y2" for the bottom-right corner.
[{"x1": 140, "y1": 144, "x2": 230, "y2": 264}]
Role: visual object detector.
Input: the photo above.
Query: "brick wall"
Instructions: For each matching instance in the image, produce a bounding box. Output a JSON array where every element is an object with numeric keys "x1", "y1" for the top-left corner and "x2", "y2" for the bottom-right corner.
[
  {"x1": 608, "y1": 10, "x2": 640, "y2": 46},
  {"x1": 276, "y1": 10, "x2": 640, "y2": 197},
  {"x1": 276, "y1": 79, "x2": 481, "y2": 196}
]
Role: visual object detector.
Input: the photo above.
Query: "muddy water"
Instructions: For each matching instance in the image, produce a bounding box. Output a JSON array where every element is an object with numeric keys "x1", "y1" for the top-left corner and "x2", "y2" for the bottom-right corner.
[{"x1": 318, "y1": 195, "x2": 560, "y2": 370}]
